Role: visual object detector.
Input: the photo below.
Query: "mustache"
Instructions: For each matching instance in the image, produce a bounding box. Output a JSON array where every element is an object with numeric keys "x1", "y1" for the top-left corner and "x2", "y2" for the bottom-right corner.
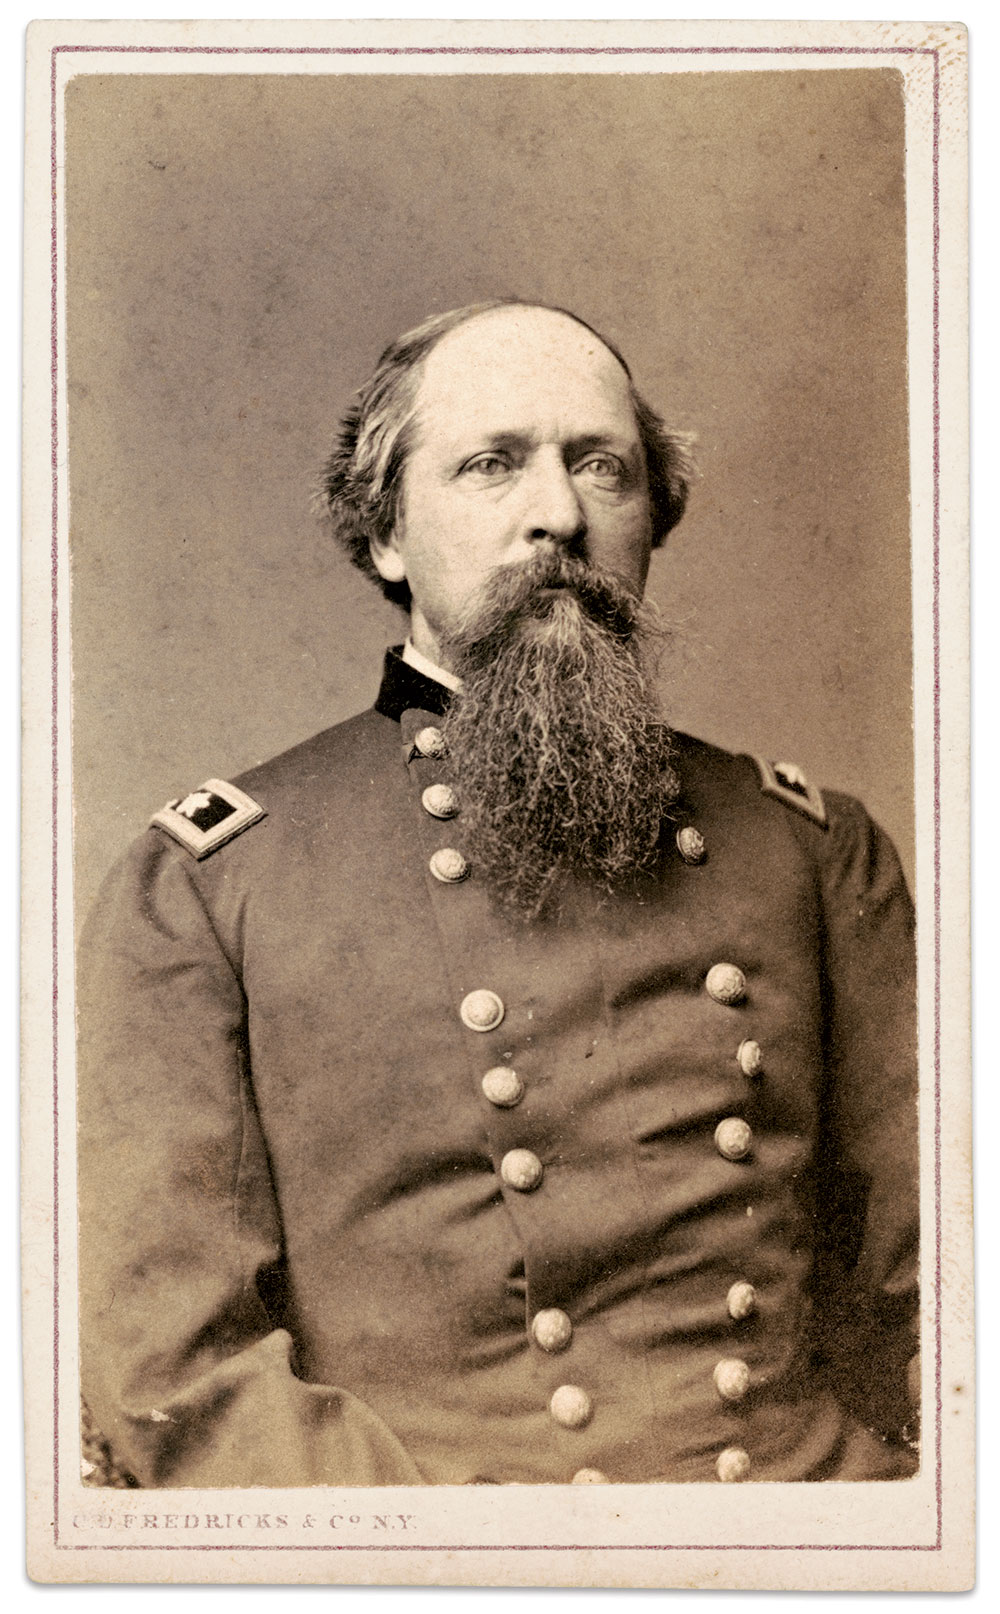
[{"x1": 442, "y1": 550, "x2": 645, "y2": 662}]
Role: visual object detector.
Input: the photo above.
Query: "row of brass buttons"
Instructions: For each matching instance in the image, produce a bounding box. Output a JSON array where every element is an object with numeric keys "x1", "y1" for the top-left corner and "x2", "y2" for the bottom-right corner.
[
  {"x1": 414, "y1": 734, "x2": 467, "y2": 884},
  {"x1": 476, "y1": 1034, "x2": 596, "y2": 1443},
  {"x1": 706, "y1": 953, "x2": 760, "y2": 1483},
  {"x1": 457, "y1": 969, "x2": 593, "y2": 1448},
  {"x1": 417, "y1": 741, "x2": 599, "y2": 1451}
]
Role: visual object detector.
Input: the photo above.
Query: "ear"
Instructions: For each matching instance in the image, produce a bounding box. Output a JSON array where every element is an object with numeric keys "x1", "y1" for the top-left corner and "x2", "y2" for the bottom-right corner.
[{"x1": 368, "y1": 531, "x2": 407, "y2": 585}]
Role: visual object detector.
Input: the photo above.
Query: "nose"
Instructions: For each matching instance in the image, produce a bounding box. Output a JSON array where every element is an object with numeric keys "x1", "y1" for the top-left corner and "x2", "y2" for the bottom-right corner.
[{"x1": 524, "y1": 454, "x2": 587, "y2": 547}]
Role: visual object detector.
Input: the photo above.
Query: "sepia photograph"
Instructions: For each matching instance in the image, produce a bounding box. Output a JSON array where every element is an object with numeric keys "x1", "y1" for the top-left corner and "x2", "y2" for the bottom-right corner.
[{"x1": 21, "y1": 17, "x2": 970, "y2": 1590}]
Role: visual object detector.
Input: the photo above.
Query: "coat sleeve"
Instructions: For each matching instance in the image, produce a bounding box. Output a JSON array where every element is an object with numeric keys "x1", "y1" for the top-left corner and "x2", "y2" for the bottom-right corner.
[
  {"x1": 810, "y1": 792, "x2": 920, "y2": 1449},
  {"x1": 76, "y1": 831, "x2": 425, "y2": 1488}
]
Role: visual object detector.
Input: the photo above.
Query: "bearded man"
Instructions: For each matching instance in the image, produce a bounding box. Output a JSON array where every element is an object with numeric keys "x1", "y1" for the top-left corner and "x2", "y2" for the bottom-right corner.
[{"x1": 77, "y1": 300, "x2": 919, "y2": 1489}]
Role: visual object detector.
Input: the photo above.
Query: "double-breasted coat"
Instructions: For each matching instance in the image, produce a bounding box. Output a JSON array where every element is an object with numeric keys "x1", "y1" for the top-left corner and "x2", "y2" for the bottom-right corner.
[{"x1": 77, "y1": 650, "x2": 919, "y2": 1487}]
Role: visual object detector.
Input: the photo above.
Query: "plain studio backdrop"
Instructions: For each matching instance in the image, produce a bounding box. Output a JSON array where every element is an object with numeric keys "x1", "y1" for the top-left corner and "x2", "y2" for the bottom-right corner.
[{"x1": 66, "y1": 67, "x2": 912, "y2": 923}]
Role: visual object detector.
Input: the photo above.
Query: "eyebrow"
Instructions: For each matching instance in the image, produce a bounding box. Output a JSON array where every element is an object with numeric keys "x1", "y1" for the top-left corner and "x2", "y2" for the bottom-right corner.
[
  {"x1": 453, "y1": 429, "x2": 642, "y2": 464},
  {"x1": 563, "y1": 432, "x2": 640, "y2": 462}
]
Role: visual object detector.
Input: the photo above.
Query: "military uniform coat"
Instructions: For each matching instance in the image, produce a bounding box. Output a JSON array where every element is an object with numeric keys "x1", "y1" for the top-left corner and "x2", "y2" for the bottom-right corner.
[{"x1": 77, "y1": 650, "x2": 919, "y2": 1487}]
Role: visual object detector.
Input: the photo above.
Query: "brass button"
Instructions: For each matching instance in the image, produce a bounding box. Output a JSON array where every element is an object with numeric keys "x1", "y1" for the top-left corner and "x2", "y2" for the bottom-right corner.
[
  {"x1": 727, "y1": 1281, "x2": 757, "y2": 1321},
  {"x1": 481, "y1": 1066, "x2": 524, "y2": 1108},
  {"x1": 413, "y1": 725, "x2": 446, "y2": 759},
  {"x1": 715, "y1": 1117, "x2": 753, "y2": 1161},
  {"x1": 572, "y1": 1468, "x2": 609, "y2": 1484},
  {"x1": 500, "y1": 1149, "x2": 543, "y2": 1192},
  {"x1": 549, "y1": 1385, "x2": 593, "y2": 1429},
  {"x1": 460, "y1": 990, "x2": 505, "y2": 1032},
  {"x1": 429, "y1": 847, "x2": 468, "y2": 883},
  {"x1": 713, "y1": 1358, "x2": 751, "y2": 1402},
  {"x1": 421, "y1": 783, "x2": 458, "y2": 819},
  {"x1": 531, "y1": 1308, "x2": 573, "y2": 1353},
  {"x1": 737, "y1": 1039, "x2": 764, "y2": 1078},
  {"x1": 706, "y1": 963, "x2": 747, "y2": 1005},
  {"x1": 716, "y1": 1446, "x2": 751, "y2": 1483},
  {"x1": 676, "y1": 826, "x2": 706, "y2": 864}
]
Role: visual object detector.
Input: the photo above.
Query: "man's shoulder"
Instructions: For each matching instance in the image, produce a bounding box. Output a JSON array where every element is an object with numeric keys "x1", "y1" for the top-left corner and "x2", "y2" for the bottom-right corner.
[
  {"x1": 671, "y1": 729, "x2": 753, "y2": 789},
  {"x1": 232, "y1": 703, "x2": 398, "y2": 803},
  {"x1": 139, "y1": 704, "x2": 399, "y2": 869},
  {"x1": 671, "y1": 729, "x2": 823, "y2": 819},
  {"x1": 670, "y1": 729, "x2": 884, "y2": 855}
]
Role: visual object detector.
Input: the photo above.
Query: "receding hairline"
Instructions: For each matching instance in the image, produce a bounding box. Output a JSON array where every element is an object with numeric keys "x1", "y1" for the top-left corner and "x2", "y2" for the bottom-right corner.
[{"x1": 411, "y1": 300, "x2": 636, "y2": 390}]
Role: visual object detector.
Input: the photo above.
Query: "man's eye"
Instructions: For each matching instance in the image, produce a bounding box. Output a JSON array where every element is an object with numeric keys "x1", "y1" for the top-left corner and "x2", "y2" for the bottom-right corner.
[
  {"x1": 460, "y1": 454, "x2": 509, "y2": 477},
  {"x1": 577, "y1": 455, "x2": 626, "y2": 483}
]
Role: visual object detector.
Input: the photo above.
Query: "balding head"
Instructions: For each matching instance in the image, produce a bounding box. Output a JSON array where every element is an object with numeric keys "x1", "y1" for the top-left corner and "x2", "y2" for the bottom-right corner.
[{"x1": 412, "y1": 303, "x2": 635, "y2": 442}]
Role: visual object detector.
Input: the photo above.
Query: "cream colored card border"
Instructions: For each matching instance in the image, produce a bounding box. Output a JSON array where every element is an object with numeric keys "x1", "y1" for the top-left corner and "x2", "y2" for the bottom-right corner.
[{"x1": 21, "y1": 17, "x2": 971, "y2": 1590}]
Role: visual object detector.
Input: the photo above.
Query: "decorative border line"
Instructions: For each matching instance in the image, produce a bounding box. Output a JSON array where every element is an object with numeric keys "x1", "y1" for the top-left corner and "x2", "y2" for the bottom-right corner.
[
  {"x1": 47, "y1": 38, "x2": 944, "y2": 1558},
  {"x1": 48, "y1": 34, "x2": 62, "y2": 1561},
  {"x1": 49, "y1": 42, "x2": 937, "y2": 55}
]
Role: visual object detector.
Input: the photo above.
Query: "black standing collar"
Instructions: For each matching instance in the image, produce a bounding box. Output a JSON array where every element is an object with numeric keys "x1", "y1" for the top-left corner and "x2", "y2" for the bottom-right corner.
[{"x1": 374, "y1": 645, "x2": 453, "y2": 722}]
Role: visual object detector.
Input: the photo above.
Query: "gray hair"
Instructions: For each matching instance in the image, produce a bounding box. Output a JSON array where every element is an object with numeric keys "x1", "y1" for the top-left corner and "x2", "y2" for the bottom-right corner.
[{"x1": 317, "y1": 299, "x2": 695, "y2": 607}]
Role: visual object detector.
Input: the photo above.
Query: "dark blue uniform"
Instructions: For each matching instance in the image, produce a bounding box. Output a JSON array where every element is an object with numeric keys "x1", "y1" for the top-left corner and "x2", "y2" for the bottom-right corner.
[{"x1": 78, "y1": 651, "x2": 918, "y2": 1486}]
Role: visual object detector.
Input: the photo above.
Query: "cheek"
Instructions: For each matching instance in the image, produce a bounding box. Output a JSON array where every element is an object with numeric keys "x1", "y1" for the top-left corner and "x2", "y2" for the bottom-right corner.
[
  {"x1": 407, "y1": 550, "x2": 489, "y2": 635},
  {"x1": 590, "y1": 515, "x2": 652, "y2": 589}
]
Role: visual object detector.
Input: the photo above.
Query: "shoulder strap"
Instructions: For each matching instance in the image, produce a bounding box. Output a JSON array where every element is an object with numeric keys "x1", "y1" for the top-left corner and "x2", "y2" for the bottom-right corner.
[
  {"x1": 752, "y1": 756, "x2": 827, "y2": 828},
  {"x1": 150, "y1": 777, "x2": 266, "y2": 859}
]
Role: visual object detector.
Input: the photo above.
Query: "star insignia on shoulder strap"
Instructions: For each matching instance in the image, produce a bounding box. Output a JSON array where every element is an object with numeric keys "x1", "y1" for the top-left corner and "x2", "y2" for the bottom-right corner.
[
  {"x1": 150, "y1": 777, "x2": 266, "y2": 859},
  {"x1": 753, "y1": 757, "x2": 827, "y2": 828}
]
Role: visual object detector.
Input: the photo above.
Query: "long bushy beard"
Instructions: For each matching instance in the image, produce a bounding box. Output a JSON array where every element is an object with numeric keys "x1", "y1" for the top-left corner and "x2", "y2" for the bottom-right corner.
[{"x1": 439, "y1": 551, "x2": 680, "y2": 920}]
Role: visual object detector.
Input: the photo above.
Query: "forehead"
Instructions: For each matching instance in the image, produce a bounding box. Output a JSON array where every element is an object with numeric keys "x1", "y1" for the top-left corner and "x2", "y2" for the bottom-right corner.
[{"x1": 412, "y1": 308, "x2": 638, "y2": 441}]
